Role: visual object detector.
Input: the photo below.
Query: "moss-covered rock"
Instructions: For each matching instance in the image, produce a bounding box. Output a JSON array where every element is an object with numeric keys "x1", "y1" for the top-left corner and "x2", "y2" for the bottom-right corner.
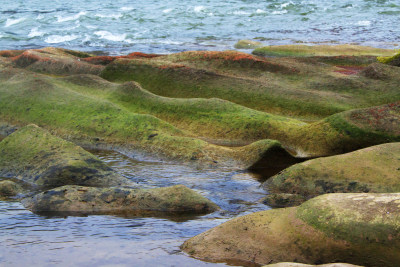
[
  {"x1": 0, "y1": 180, "x2": 23, "y2": 198},
  {"x1": 261, "y1": 193, "x2": 307, "y2": 208},
  {"x1": 182, "y1": 193, "x2": 400, "y2": 266},
  {"x1": 377, "y1": 51, "x2": 400, "y2": 66},
  {"x1": 264, "y1": 142, "x2": 400, "y2": 201},
  {"x1": 253, "y1": 45, "x2": 395, "y2": 57},
  {"x1": 0, "y1": 124, "x2": 130, "y2": 189},
  {"x1": 234, "y1": 40, "x2": 263, "y2": 49},
  {"x1": 11, "y1": 48, "x2": 103, "y2": 75},
  {"x1": 289, "y1": 102, "x2": 400, "y2": 157},
  {"x1": 22, "y1": 184, "x2": 219, "y2": 215}
]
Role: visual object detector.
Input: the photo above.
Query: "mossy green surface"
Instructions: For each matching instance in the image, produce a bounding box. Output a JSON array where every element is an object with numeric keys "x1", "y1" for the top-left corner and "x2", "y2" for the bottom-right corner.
[
  {"x1": 22, "y1": 184, "x2": 219, "y2": 214},
  {"x1": 253, "y1": 44, "x2": 395, "y2": 57},
  {"x1": 1, "y1": 47, "x2": 400, "y2": 164},
  {"x1": 377, "y1": 51, "x2": 400, "y2": 66},
  {"x1": 297, "y1": 193, "x2": 400, "y2": 246},
  {"x1": 0, "y1": 125, "x2": 130, "y2": 189},
  {"x1": 0, "y1": 179, "x2": 23, "y2": 198},
  {"x1": 182, "y1": 193, "x2": 400, "y2": 266},
  {"x1": 99, "y1": 50, "x2": 400, "y2": 121},
  {"x1": 264, "y1": 142, "x2": 400, "y2": 199}
]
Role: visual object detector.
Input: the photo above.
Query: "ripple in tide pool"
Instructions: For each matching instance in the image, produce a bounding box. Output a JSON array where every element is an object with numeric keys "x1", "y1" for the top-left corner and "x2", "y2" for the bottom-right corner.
[
  {"x1": 0, "y1": 150, "x2": 269, "y2": 267},
  {"x1": 0, "y1": 0, "x2": 399, "y2": 55}
]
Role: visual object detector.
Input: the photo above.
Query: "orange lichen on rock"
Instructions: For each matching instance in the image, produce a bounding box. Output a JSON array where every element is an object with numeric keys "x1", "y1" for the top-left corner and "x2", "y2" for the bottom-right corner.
[
  {"x1": 0, "y1": 50, "x2": 24, "y2": 58},
  {"x1": 334, "y1": 66, "x2": 365, "y2": 75}
]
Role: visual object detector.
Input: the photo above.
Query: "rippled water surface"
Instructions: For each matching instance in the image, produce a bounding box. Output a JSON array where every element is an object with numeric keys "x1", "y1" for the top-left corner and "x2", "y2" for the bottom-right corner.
[
  {"x1": 0, "y1": 0, "x2": 399, "y2": 54},
  {"x1": 0, "y1": 150, "x2": 270, "y2": 267}
]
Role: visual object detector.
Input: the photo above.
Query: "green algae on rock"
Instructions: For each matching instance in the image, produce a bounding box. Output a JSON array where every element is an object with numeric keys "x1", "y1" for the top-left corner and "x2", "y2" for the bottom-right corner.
[
  {"x1": 0, "y1": 124, "x2": 130, "y2": 189},
  {"x1": 264, "y1": 142, "x2": 400, "y2": 202},
  {"x1": 377, "y1": 51, "x2": 400, "y2": 66},
  {"x1": 22, "y1": 184, "x2": 219, "y2": 215},
  {"x1": 0, "y1": 180, "x2": 23, "y2": 198},
  {"x1": 252, "y1": 44, "x2": 395, "y2": 57},
  {"x1": 182, "y1": 193, "x2": 400, "y2": 266}
]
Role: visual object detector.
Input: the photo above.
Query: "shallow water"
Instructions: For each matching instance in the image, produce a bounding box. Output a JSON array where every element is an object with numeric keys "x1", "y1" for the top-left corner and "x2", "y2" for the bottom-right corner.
[
  {"x1": 0, "y1": 149, "x2": 270, "y2": 267},
  {"x1": 0, "y1": 0, "x2": 399, "y2": 54}
]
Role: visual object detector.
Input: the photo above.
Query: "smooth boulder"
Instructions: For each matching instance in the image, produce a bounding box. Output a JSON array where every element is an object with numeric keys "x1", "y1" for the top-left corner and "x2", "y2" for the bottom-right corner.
[
  {"x1": 0, "y1": 180, "x2": 23, "y2": 198},
  {"x1": 0, "y1": 124, "x2": 130, "y2": 189},
  {"x1": 182, "y1": 193, "x2": 400, "y2": 266},
  {"x1": 22, "y1": 185, "x2": 219, "y2": 215},
  {"x1": 263, "y1": 142, "x2": 400, "y2": 203}
]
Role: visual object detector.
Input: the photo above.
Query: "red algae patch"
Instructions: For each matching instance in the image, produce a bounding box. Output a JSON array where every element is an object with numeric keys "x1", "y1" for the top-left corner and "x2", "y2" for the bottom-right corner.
[
  {"x1": 83, "y1": 52, "x2": 160, "y2": 65},
  {"x1": 334, "y1": 66, "x2": 365, "y2": 75}
]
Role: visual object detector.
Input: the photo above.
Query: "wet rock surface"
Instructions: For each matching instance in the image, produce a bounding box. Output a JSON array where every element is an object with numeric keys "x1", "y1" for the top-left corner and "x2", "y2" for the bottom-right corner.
[
  {"x1": 0, "y1": 124, "x2": 130, "y2": 189},
  {"x1": 22, "y1": 184, "x2": 219, "y2": 215},
  {"x1": 182, "y1": 193, "x2": 400, "y2": 267}
]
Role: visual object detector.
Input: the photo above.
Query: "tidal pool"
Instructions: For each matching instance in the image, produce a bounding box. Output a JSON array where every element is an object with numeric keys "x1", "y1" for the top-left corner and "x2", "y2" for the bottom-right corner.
[{"x1": 0, "y1": 149, "x2": 271, "y2": 267}]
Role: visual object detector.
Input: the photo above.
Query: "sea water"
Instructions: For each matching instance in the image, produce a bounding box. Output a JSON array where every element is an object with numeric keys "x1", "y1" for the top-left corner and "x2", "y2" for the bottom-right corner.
[{"x1": 0, "y1": 0, "x2": 399, "y2": 55}]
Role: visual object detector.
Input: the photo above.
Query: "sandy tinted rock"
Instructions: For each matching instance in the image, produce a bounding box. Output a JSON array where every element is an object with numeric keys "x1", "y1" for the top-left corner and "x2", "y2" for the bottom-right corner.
[
  {"x1": 22, "y1": 184, "x2": 219, "y2": 215},
  {"x1": 0, "y1": 124, "x2": 130, "y2": 189},
  {"x1": 182, "y1": 193, "x2": 400, "y2": 266}
]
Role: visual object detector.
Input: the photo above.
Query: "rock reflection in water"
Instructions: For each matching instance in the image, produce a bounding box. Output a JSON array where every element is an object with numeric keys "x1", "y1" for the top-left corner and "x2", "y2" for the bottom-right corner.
[{"x1": 0, "y1": 149, "x2": 270, "y2": 266}]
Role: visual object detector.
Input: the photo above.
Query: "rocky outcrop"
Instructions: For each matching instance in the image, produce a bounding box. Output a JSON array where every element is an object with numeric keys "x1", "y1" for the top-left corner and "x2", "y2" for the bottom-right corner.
[
  {"x1": 10, "y1": 48, "x2": 103, "y2": 75},
  {"x1": 22, "y1": 184, "x2": 219, "y2": 215},
  {"x1": 0, "y1": 180, "x2": 23, "y2": 198},
  {"x1": 0, "y1": 125, "x2": 130, "y2": 189},
  {"x1": 182, "y1": 193, "x2": 400, "y2": 266},
  {"x1": 377, "y1": 51, "x2": 400, "y2": 66},
  {"x1": 263, "y1": 142, "x2": 400, "y2": 203}
]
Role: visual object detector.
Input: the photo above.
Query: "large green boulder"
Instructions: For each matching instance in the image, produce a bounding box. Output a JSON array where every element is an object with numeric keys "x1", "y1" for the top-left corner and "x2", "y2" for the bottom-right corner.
[
  {"x1": 0, "y1": 124, "x2": 130, "y2": 189},
  {"x1": 22, "y1": 184, "x2": 219, "y2": 215},
  {"x1": 263, "y1": 142, "x2": 400, "y2": 202},
  {"x1": 182, "y1": 193, "x2": 400, "y2": 266}
]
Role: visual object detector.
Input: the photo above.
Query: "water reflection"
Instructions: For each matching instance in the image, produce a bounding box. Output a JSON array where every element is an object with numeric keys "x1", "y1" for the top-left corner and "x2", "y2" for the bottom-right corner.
[{"x1": 0, "y1": 149, "x2": 270, "y2": 266}]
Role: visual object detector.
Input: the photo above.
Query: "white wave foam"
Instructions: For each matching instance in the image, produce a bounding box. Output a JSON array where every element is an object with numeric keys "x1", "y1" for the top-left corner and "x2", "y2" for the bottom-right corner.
[
  {"x1": 94, "y1": 31, "x2": 128, "y2": 42},
  {"x1": 28, "y1": 27, "x2": 45, "y2": 38},
  {"x1": 95, "y1": 13, "x2": 123, "y2": 19},
  {"x1": 36, "y1": 14, "x2": 44, "y2": 20},
  {"x1": 45, "y1": 34, "x2": 78, "y2": 43},
  {"x1": 163, "y1": 8, "x2": 173, "y2": 13},
  {"x1": 233, "y1": 11, "x2": 251, "y2": 15},
  {"x1": 280, "y1": 2, "x2": 293, "y2": 8},
  {"x1": 194, "y1": 6, "x2": 205, "y2": 12},
  {"x1": 57, "y1": 11, "x2": 86, "y2": 23},
  {"x1": 256, "y1": 9, "x2": 267, "y2": 14},
  {"x1": 120, "y1": 7, "x2": 134, "y2": 11},
  {"x1": 5, "y1": 18, "x2": 26, "y2": 27},
  {"x1": 357, "y1": 20, "x2": 371, "y2": 26},
  {"x1": 272, "y1": 10, "x2": 288, "y2": 15}
]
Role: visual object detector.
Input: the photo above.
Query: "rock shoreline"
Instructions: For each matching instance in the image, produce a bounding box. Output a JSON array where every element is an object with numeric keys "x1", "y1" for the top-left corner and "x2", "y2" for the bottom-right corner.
[{"x1": 0, "y1": 44, "x2": 400, "y2": 266}]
